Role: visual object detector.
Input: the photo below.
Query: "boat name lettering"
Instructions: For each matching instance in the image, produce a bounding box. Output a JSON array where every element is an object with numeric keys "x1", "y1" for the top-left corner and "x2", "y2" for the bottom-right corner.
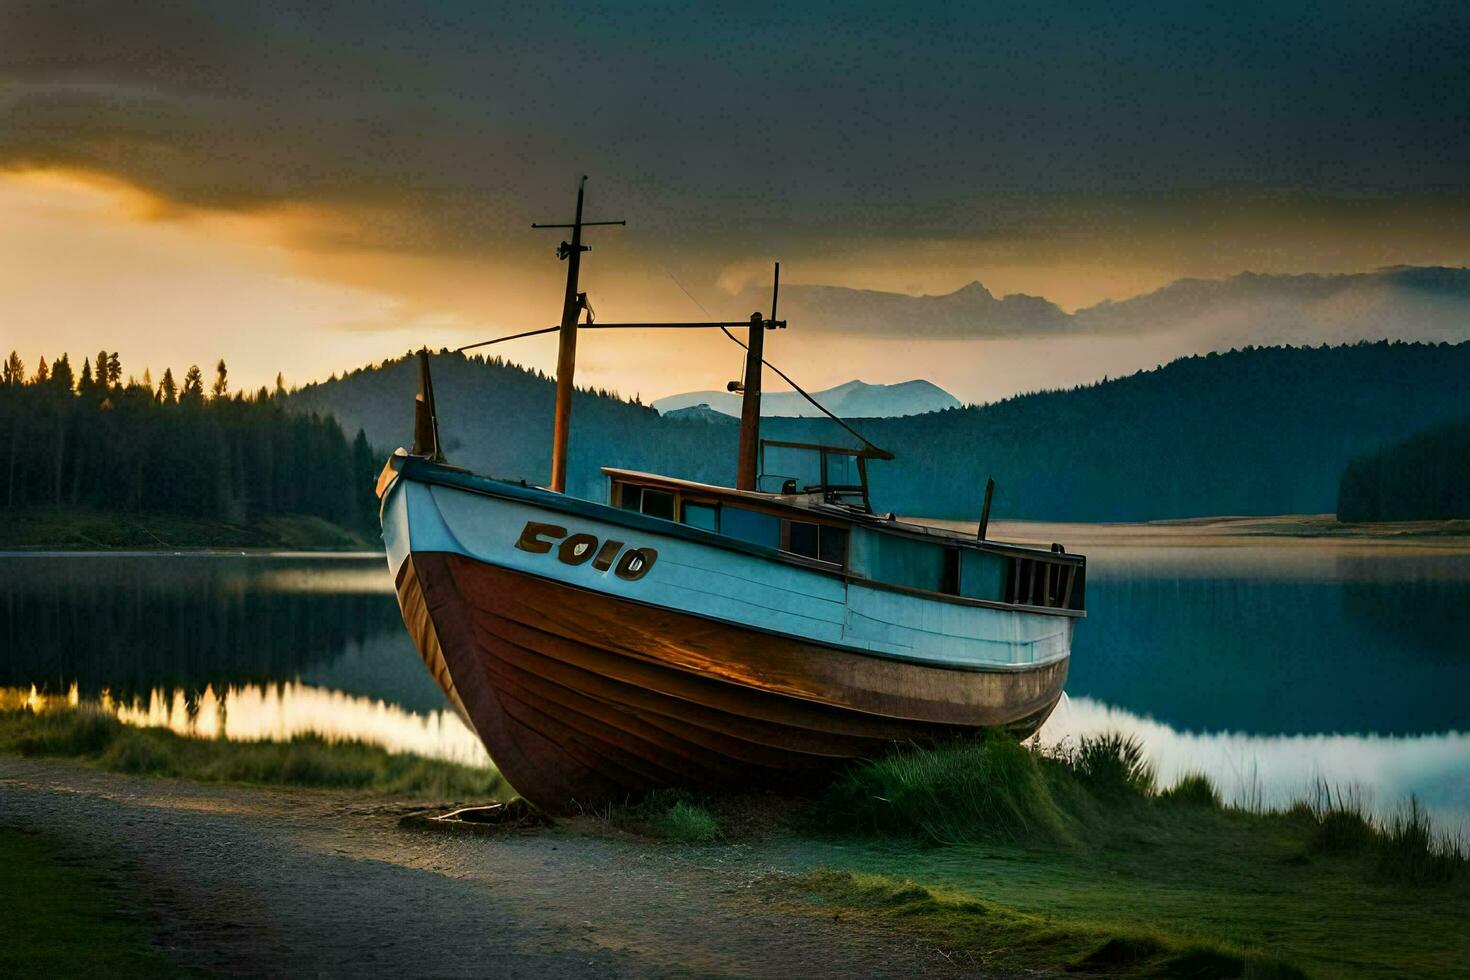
[{"x1": 514, "y1": 521, "x2": 658, "y2": 580}]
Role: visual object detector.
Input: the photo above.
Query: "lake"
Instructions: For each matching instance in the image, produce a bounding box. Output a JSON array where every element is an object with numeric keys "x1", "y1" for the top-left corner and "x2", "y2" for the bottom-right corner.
[{"x1": 3, "y1": 535, "x2": 1467, "y2": 834}]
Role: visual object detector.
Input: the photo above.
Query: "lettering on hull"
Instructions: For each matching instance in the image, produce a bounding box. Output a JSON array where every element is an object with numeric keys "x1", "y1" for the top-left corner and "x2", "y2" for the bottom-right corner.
[{"x1": 514, "y1": 521, "x2": 658, "y2": 581}]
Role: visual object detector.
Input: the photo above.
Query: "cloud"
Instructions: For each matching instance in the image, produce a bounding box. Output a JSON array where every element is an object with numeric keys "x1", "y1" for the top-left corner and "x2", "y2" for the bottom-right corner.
[{"x1": 4, "y1": 0, "x2": 1470, "y2": 395}]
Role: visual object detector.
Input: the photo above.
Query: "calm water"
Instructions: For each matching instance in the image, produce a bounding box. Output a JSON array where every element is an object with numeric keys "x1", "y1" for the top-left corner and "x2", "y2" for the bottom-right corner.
[{"x1": 2, "y1": 543, "x2": 1467, "y2": 831}]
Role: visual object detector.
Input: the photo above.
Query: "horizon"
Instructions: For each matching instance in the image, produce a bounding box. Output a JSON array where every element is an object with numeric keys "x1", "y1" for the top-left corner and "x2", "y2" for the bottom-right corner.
[{"x1": 7, "y1": 332, "x2": 1464, "y2": 416}]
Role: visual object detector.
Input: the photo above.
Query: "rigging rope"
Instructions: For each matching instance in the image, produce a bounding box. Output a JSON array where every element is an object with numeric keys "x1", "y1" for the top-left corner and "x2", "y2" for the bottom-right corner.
[
  {"x1": 453, "y1": 270, "x2": 895, "y2": 461},
  {"x1": 663, "y1": 268, "x2": 891, "y2": 459}
]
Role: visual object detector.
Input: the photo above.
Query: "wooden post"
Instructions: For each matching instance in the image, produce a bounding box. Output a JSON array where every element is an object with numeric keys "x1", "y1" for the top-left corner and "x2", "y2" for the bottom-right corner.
[
  {"x1": 549, "y1": 180, "x2": 589, "y2": 493},
  {"x1": 735, "y1": 263, "x2": 778, "y2": 491},
  {"x1": 736, "y1": 311, "x2": 766, "y2": 490},
  {"x1": 977, "y1": 476, "x2": 995, "y2": 540},
  {"x1": 413, "y1": 348, "x2": 443, "y2": 462}
]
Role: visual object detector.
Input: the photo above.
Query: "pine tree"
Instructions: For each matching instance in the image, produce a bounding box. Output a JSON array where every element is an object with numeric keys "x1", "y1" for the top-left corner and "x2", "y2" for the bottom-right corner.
[
  {"x1": 275, "y1": 372, "x2": 286, "y2": 398},
  {"x1": 79, "y1": 357, "x2": 94, "y2": 393},
  {"x1": 159, "y1": 368, "x2": 178, "y2": 404},
  {"x1": 52, "y1": 354, "x2": 75, "y2": 393},
  {"x1": 3, "y1": 352, "x2": 24, "y2": 386},
  {"x1": 211, "y1": 359, "x2": 229, "y2": 399},
  {"x1": 106, "y1": 352, "x2": 122, "y2": 386},
  {"x1": 181, "y1": 365, "x2": 205, "y2": 404},
  {"x1": 34, "y1": 357, "x2": 49, "y2": 384}
]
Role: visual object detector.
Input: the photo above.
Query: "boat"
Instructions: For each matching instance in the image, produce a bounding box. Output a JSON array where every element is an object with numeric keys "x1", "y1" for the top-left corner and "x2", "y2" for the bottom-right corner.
[{"x1": 377, "y1": 180, "x2": 1086, "y2": 813}]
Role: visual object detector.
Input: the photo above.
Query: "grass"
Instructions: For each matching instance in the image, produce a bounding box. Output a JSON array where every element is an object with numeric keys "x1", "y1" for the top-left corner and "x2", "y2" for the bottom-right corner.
[
  {"x1": 600, "y1": 788, "x2": 724, "y2": 842},
  {"x1": 777, "y1": 869, "x2": 1306, "y2": 979},
  {"x1": 1162, "y1": 771, "x2": 1224, "y2": 808},
  {"x1": 760, "y1": 733, "x2": 1470, "y2": 978},
  {"x1": 0, "y1": 706, "x2": 504, "y2": 798},
  {"x1": 825, "y1": 729, "x2": 1071, "y2": 845},
  {"x1": 0, "y1": 827, "x2": 177, "y2": 976},
  {"x1": 0, "y1": 506, "x2": 378, "y2": 550}
]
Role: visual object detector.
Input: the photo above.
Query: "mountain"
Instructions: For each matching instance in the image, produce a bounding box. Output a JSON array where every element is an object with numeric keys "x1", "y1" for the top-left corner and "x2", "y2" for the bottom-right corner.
[
  {"x1": 291, "y1": 341, "x2": 1470, "y2": 522},
  {"x1": 661, "y1": 404, "x2": 738, "y2": 424},
  {"x1": 731, "y1": 279, "x2": 1069, "y2": 338},
  {"x1": 1074, "y1": 267, "x2": 1470, "y2": 347},
  {"x1": 653, "y1": 379, "x2": 960, "y2": 418},
  {"x1": 726, "y1": 267, "x2": 1470, "y2": 347}
]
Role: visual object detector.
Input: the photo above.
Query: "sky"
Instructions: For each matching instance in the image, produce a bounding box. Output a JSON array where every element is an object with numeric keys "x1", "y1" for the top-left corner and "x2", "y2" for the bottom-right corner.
[{"x1": 2, "y1": 1, "x2": 1469, "y2": 402}]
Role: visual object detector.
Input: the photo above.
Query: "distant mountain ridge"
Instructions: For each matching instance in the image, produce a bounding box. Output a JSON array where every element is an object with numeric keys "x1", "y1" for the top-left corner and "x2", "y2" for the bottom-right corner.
[
  {"x1": 653, "y1": 379, "x2": 961, "y2": 418},
  {"x1": 730, "y1": 266, "x2": 1470, "y2": 346},
  {"x1": 290, "y1": 340, "x2": 1470, "y2": 521},
  {"x1": 731, "y1": 280, "x2": 1067, "y2": 338}
]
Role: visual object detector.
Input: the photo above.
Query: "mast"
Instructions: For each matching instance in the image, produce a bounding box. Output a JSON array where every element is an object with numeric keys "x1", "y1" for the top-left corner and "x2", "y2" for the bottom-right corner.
[
  {"x1": 533, "y1": 177, "x2": 624, "y2": 492},
  {"x1": 736, "y1": 263, "x2": 778, "y2": 490}
]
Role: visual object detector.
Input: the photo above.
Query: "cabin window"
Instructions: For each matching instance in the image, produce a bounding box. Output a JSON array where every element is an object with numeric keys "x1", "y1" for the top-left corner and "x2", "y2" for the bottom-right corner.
[
  {"x1": 614, "y1": 481, "x2": 676, "y2": 521},
  {"x1": 617, "y1": 483, "x2": 642, "y2": 512},
  {"x1": 848, "y1": 528, "x2": 946, "y2": 592},
  {"x1": 722, "y1": 506, "x2": 781, "y2": 548},
  {"x1": 682, "y1": 502, "x2": 719, "y2": 532},
  {"x1": 959, "y1": 549, "x2": 1009, "y2": 602},
  {"x1": 640, "y1": 489, "x2": 676, "y2": 521},
  {"x1": 782, "y1": 519, "x2": 848, "y2": 566},
  {"x1": 785, "y1": 520, "x2": 819, "y2": 558},
  {"x1": 942, "y1": 548, "x2": 961, "y2": 595},
  {"x1": 819, "y1": 526, "x2": 849, "y2": 565}
]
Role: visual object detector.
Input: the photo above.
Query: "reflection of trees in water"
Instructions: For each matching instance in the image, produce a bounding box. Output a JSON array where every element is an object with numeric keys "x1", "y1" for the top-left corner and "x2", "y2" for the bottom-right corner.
[
  {"x1": 1070, "y1": 572, "x2": 1470, "y2": 737},
  {"x1": 1, "y1": 557, "x2": 405, "y2": 698},
  {"x1": 1337, "y1": 557, "x2": 1470, "y2": 658}
]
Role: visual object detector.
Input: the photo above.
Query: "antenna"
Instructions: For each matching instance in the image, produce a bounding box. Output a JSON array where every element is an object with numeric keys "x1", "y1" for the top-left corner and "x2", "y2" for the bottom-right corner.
[{"x1": 532, "y1": 177, "x2": 624, "y2": 493}]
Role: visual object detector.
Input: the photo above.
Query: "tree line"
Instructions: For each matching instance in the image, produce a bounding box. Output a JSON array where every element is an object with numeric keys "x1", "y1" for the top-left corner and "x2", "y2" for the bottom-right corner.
[
  {"x1": 294, "y1": 341, "x2": 1470, "y2": 523},
  {"x1": 1, "y1": 351, "x2": 378, "y2": 532},
  {"x1": 1337, "y1": 417, "x2": 1470, "y2": 522}
]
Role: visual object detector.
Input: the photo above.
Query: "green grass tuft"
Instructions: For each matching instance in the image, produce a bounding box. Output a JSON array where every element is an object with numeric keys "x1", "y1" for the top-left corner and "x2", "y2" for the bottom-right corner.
[
  {"x1": 827, "y1": 732, "x2": 1070, "y2": 845},
  {"x1": 610, "y1": 788, "x2": 724, "y2": 842},
  {"x1": 1064, "y1": 732, "x2": 1156, "y2": 797},
  {"x1": 1375, "y1": 797, "x2": 1466, "y2": 884},
  {"x1": 2, "y1": 707, "x2": 503, "y2": 798},
  {"x1": 661, "y1": 800, "x2": 721, "y2": 843},
  {"x1": 1160, "y1": 772, "x2": 1221, "y2": 808}
]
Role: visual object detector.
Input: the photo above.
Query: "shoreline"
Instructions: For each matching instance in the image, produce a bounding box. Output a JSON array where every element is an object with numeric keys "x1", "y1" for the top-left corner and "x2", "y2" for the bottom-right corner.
[
  {"x1": 7, "y1": 511, "x2": 1470, "y2": 554},
  {"x1": 965, "y1": 514, "x2": 1470, "y2": 549}
]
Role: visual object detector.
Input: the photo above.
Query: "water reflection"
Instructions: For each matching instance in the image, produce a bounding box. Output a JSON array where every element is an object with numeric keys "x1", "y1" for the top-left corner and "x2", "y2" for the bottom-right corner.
[
  {"x1": 1070, "y1": 545, "x2": 1470, "y2": 735},
  {"x1": 4, "y1": 682, "x2": 489, "y2": 767},
  {"x1": 3, "y1": 546, "x2": 1467, "y2": 827},
  {"x1": 0, "y1": 553, "x2": 448, "y2": 713},
  {"x1": 1040, "y1": 695, "x2": 1470, "y2": 836}
]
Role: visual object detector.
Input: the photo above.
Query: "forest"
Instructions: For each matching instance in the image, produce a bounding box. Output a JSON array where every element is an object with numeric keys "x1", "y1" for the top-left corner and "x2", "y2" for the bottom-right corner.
[
  {"x1": 0, "y1": 351, "x2": 378, "y2": 536},
  {"x1": 1337, "y1": 417, "x2": 1470, "y2": 522},
  {"x1": 8, "y1": 339, "x2": 1468, "y2": 539},
  {"x1": 295, "y1": 340, "x2": 1470, "y2": 522}
]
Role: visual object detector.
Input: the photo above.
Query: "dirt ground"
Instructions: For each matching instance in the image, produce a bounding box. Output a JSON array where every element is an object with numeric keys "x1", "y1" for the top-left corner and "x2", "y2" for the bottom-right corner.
[{"x1": 0, "y1": 758, "x2": 988, "y2": 978}]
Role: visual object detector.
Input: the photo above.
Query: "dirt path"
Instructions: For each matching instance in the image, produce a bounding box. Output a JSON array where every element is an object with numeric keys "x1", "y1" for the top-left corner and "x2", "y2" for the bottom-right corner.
[{"x1": 0, "y1": 759, "x2": 985, "y2": 978}]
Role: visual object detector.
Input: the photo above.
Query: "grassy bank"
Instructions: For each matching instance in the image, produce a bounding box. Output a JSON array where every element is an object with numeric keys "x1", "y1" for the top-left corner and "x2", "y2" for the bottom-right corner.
[
  {"x1": 748, "y1": 733, "x2": 1469, "y2": 978},
  {"x1": 0, "y1": 506, "x2": 379, "y2": 550},
  {"x1": 0, "y1": 707, "x2": 503, "y2": 798},
  {"x1": 0, "y1": 827, "x2": 177, "y2": 976}
]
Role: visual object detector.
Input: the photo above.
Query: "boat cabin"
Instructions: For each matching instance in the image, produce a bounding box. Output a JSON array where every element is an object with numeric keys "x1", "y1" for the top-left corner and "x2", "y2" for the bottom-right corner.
[{"x1": 606, "y1": 441, "x2": 1085, "y2": 616}]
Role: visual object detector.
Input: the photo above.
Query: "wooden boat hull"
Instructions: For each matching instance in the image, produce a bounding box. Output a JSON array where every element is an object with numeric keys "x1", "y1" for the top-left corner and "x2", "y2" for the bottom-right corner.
[
  {"x1": 394, "y1": 548, "x2": 1067, "y2": 812},
  {"x1": 382, "y1": 463, "x2": 1074, "y2": 812}
]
